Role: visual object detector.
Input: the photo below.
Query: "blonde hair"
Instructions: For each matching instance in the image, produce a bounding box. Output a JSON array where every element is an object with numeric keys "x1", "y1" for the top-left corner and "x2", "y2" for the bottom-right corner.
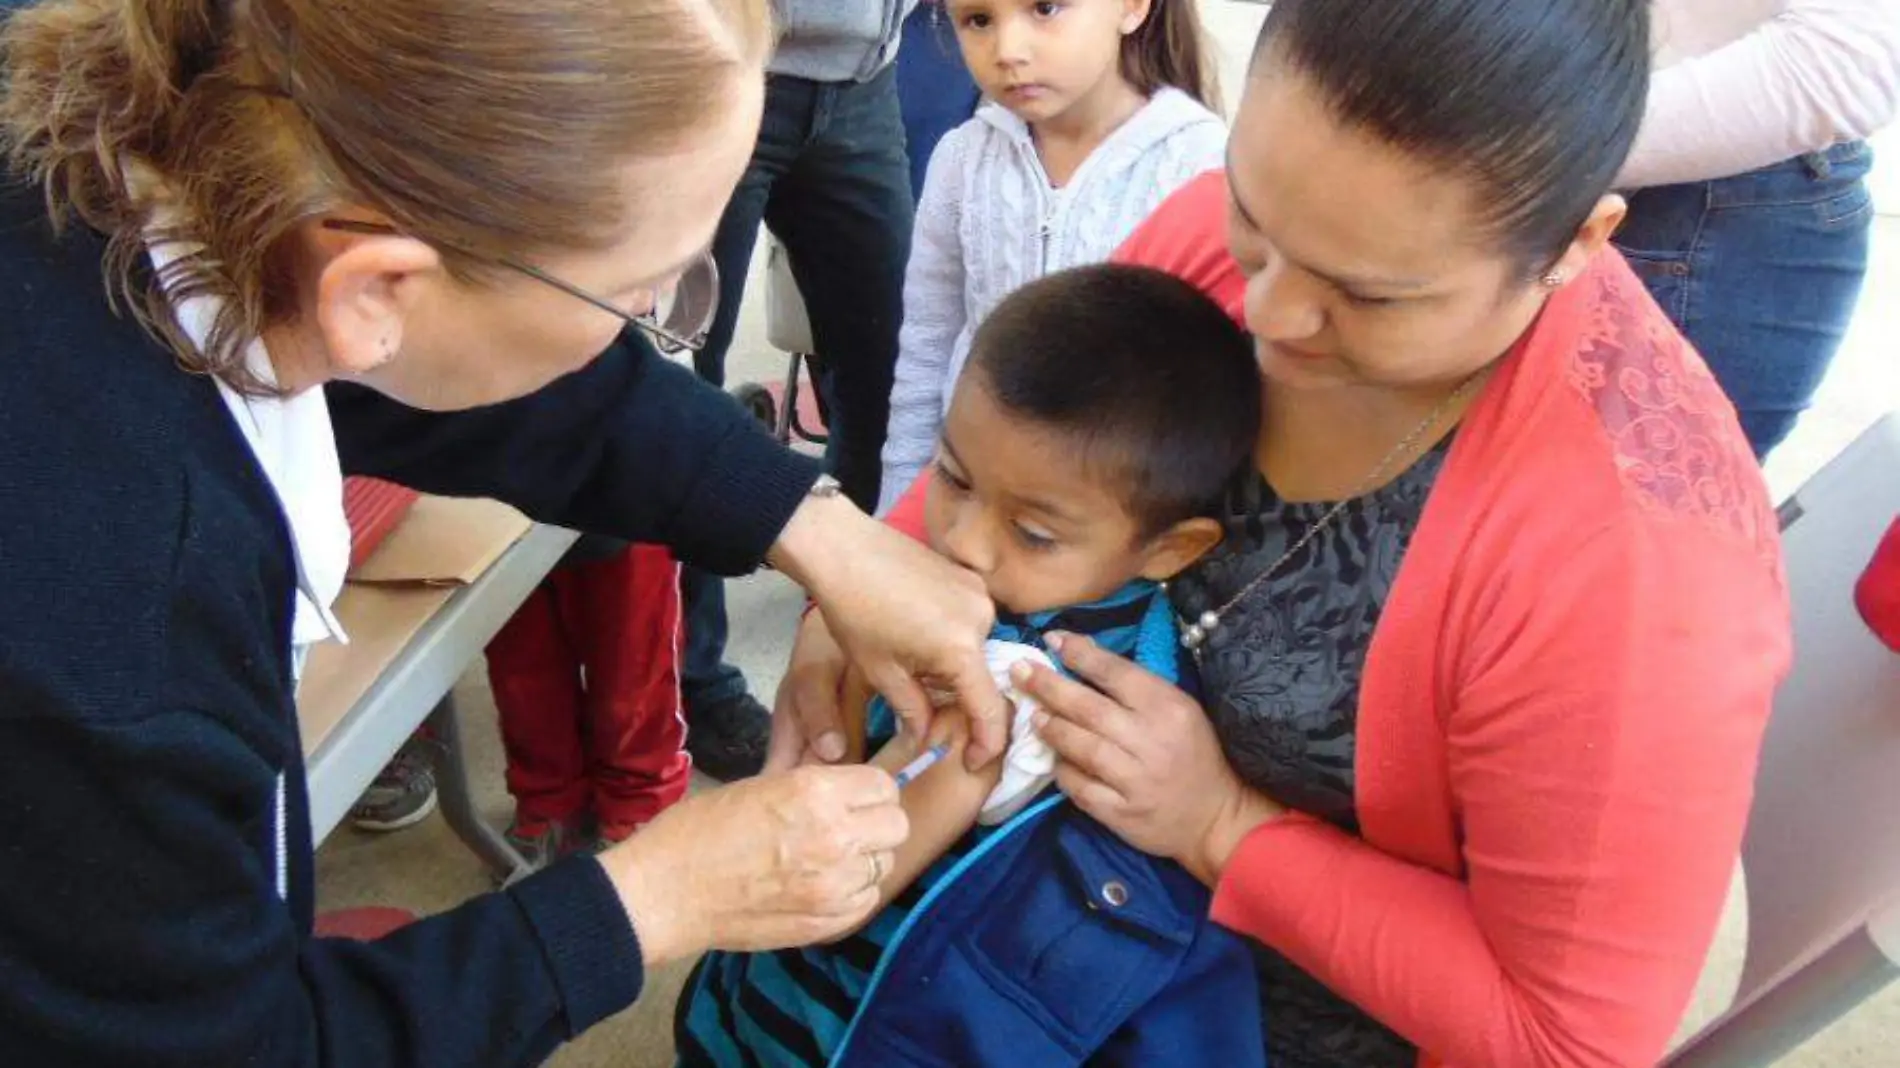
[{"x1": 0, "y1": 0, "x2": 772, "y2": 391}]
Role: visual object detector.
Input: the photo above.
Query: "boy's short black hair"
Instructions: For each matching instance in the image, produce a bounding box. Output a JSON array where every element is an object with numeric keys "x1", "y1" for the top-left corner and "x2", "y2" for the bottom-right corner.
[{"x1": 965, "y1": 264, "x2": 1261, "y2": 537}]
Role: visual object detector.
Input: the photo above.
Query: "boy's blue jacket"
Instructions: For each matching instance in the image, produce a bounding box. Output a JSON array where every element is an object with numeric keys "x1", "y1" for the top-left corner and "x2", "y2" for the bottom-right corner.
[
  {"x1": 831, "y1": 801, "x2": 1266, "y2": 1066},
  {"x1": 829, "y1": 585, "x2": 1265, "y2": 1067}
]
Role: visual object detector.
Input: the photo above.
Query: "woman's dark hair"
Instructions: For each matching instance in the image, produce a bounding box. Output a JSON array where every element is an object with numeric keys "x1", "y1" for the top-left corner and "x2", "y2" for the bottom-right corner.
[
  {"x1": 1255, "y1": 0, "x2": 1649, "y2": 272},
  {"x1": 1124, "y1": 0, "x2": 1221, "y2": 112},
  {"x1": 967, "y1": 264, "x2": 1260, "y2": 537}
]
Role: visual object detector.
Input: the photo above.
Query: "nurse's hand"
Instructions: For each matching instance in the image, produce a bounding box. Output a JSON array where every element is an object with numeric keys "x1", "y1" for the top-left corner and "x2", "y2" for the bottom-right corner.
[
  {"x1": 599, "y1": 764, "x2": 909, "y2": 963},
  {"x1": 769, "y1": 492, "x2": 1006, "y2": 769}
]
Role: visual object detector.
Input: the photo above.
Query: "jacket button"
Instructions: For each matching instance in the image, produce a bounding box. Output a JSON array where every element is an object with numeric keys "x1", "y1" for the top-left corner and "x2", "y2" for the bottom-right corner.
[{"x1": 1101, "y1": 880, "x2": 1130, "y2": 908}]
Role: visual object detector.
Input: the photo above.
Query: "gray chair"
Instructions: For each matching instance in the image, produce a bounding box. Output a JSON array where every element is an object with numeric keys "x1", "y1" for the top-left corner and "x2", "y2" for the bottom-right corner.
[
  {"x1": 731, "y1": 234, "x2": 829, "y2": 446},
  {"x1": 1668, "y1": 412, "x2": 1900, "y2": 1066}
]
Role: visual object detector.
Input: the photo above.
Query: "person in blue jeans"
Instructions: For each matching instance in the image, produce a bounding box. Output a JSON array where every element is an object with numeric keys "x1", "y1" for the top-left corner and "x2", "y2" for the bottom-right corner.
[
  {"x1": 1612, "y1": 1, "x2": 1899, "y2": 459},
  {"x1": 895, "y1": 0, "x2": 982, "y2": 201},
  {"x1": 681, "y1": 0, "x2": 921, "y2": 778}
]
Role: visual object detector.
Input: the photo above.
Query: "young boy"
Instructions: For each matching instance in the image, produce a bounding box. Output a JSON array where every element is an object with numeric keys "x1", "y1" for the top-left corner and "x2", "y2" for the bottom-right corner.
[
  {"x1": 483, "y1": 538, "x2": 690, "y2": 863},
  {"x1": 676, "y1": 265, "x2": 1269, "y2": 1068}
]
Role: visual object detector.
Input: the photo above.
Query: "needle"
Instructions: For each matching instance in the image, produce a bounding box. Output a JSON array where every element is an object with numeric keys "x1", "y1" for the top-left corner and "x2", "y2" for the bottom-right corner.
[{"x1": 892, "y1": 743, "x2": 951, "y2": 789}]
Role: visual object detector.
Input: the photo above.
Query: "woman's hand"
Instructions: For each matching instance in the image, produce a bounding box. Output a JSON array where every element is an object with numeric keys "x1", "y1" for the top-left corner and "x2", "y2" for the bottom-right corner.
[
  {"x1": 1016, "y1": 631, "x2": 1284, "y2": 885},
  {"x1": 769, "y1": 492, "x2": 1006, "y2": 768},
  {"x1": 598, "y1": 764, "x2": 908, "y2": 963}
]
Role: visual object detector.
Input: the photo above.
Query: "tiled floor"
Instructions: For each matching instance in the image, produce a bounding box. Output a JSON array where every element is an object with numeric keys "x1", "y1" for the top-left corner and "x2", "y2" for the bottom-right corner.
[{"x1": 315, "y1": 7, "x2": 1900, "y2": 1065}]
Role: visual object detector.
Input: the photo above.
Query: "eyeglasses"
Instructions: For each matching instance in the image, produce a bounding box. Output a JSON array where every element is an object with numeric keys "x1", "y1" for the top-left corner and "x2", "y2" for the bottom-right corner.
[{"x1": 320, "y1": 218, "x2": 719, "y2": 354}]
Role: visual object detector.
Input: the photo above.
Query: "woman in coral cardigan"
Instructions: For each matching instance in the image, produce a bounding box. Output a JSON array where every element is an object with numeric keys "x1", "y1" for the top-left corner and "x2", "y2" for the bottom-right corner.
[{"x1": 773, "y1": 1, "x2": 1793, "y2": 1064}]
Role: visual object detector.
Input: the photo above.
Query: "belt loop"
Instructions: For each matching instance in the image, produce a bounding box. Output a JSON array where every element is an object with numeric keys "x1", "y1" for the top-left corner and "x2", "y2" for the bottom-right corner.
[
  {"x1": 1800, "y1": 151, "x2": 1832, "y2": 180},
  {"x1": 812, "y1": 80, "x2": 833, "y2": 135}
]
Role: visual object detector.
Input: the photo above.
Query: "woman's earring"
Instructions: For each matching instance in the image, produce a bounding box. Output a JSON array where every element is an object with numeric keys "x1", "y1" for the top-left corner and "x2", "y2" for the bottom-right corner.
[{"x1": 1541, "y1": 271, "x2": 1566, "y2": 289}]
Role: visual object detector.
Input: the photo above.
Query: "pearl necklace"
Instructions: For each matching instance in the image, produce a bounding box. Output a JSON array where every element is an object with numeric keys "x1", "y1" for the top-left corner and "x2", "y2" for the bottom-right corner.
[{"x1": 1177, "y1": 371, "x2": 1487, "y2": 653}]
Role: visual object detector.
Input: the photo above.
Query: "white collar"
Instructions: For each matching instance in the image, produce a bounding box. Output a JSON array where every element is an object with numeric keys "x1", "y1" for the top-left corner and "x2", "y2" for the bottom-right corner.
[{"x1": 144, "y1": 226, "x2": 352, "y2": 664}]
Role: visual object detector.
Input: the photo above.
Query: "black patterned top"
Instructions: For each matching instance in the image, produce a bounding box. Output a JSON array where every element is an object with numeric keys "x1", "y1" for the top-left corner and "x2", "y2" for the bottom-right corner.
[{"x1": 1168, "y1": 442, "x2": 1451, "y2": 1068}]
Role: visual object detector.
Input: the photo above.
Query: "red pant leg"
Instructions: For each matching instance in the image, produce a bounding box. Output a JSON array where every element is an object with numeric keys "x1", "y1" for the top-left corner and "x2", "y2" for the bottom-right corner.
[
  {"x1": 485, "y1": 582, "x2": 591, "y2": 828},
  {"x1": 561, "y1": 544, "x2": 692, "y2": 836},
  {"x1": 1857, "y1": 517, "x2": 1900, "y2": 653}
]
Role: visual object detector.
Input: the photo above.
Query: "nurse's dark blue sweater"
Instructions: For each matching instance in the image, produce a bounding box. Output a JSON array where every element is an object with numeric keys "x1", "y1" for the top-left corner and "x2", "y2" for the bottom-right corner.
[{"x1": 0, "y1": 176, "x2": 821, "y2": 1066}]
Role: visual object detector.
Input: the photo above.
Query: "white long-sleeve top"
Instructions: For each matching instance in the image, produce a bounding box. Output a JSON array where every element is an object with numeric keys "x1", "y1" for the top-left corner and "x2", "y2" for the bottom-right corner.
[
  {"x1": 876, "y1": 88, "x2": 1227, "y2": 513},
  {"x1": 1622, "y1": 0, "x2": 1900, "y2": 188}
]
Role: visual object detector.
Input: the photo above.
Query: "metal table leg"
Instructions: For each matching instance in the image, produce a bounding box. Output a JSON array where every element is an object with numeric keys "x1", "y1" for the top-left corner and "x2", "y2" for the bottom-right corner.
[
  {"x1": 426, "y1": 693, "x2": 534, "y2": 888},
  {"x1": 775, "y1": 350, "x2": 803, "y2": 444},
  {"x1": 306, "y1": 524, "x2": 579, "y2": 847}
]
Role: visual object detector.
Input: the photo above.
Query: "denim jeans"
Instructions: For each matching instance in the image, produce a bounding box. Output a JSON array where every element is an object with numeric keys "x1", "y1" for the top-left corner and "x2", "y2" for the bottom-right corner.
[
  {"x1": 1615, "y1": 141, "x2": 1876, "y2": 459},
  {"x1": 681, "y1": 65, "x2": 914, "y2": 708},
  {"x1": 896, "y1": 2, "x2": 981, "y2": 201}
]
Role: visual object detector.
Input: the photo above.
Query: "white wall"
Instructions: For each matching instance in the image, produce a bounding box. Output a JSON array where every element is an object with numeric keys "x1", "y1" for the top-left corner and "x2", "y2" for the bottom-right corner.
[{"x1": 1871, "y1": 126, "x2": 1900, "y2": 215}]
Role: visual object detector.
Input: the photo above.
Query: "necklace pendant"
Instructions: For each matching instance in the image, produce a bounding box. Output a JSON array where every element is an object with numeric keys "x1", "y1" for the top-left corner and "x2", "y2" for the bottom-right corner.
[
  {"x1": 1182, "y1": 624, "x2": 1207, "y2": 650},
  {"x1": 1198, "y1": 611, "x2": 1221, "y2": 633}
]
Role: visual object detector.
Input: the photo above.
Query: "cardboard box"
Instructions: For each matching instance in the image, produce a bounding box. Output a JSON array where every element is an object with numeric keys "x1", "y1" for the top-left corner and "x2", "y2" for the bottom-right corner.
[
  {"x1": 346, "y1": 495, "x2": 531, "y2": 587},
  {"x1": 298, "y1": 496, "x2": 532, "y2": 756}
]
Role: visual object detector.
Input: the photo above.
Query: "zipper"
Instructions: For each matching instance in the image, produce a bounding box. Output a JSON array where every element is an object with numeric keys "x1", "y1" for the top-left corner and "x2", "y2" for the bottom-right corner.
[
  {"x1": 1017, "y1": 93, "x2": 1182, "y2": 275},
  {"x1": 275, "y1": 772, "x2": 290, "y2": 901},
  {"x1": 828, "y1": 794, "x2": 1067, "y2": 1066},
  {"x1": 1024, "y1": 142, "x2": 1059, "y2": 275}
]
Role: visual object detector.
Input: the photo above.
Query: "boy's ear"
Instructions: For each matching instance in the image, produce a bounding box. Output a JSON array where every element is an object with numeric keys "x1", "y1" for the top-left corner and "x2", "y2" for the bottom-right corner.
[{"x1": 1136, "y1": 517, "x2": 1224, "y2": 582}]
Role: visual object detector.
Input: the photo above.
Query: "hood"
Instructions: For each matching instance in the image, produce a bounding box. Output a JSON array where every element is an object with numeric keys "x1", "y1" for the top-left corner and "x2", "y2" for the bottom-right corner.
[{"x1": 976, "y1": 86, "x2": 1224, "y2": 161}]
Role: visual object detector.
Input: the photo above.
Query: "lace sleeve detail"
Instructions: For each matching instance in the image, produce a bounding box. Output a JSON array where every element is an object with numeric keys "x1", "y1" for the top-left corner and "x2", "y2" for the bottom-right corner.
[{"x1": 1566, "y1": 261, "x2": 1780, "y2": 564}]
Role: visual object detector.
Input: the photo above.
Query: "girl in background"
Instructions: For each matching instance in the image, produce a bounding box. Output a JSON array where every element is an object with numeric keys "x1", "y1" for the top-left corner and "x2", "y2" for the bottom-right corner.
[{"x1": 877, "y1": 0, "x2": 1227, "y2": 512}]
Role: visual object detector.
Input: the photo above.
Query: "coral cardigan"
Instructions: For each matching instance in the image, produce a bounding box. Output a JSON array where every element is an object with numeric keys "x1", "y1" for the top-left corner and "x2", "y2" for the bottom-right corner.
[{"x1": 886, "y1": 172, "x2": 1792, "y2": 1067}]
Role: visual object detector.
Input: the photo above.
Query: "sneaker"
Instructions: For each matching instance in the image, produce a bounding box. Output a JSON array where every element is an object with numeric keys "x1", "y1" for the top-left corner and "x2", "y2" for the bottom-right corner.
[
  {"x1": 349, "y1": 738, "x2": 440, "y2": 832},
  {"x1": 686, "y1": 692, "x2": 772, "y2": 782},
  {"x1": 504, "y1": 816, "x2": 587, "y2": 872}
]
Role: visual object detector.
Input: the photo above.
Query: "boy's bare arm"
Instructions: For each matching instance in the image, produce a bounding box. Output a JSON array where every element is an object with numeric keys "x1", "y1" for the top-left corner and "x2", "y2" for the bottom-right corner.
[{"x1": 863, "y1": 705, "x2": 1003, "y2": 908}]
